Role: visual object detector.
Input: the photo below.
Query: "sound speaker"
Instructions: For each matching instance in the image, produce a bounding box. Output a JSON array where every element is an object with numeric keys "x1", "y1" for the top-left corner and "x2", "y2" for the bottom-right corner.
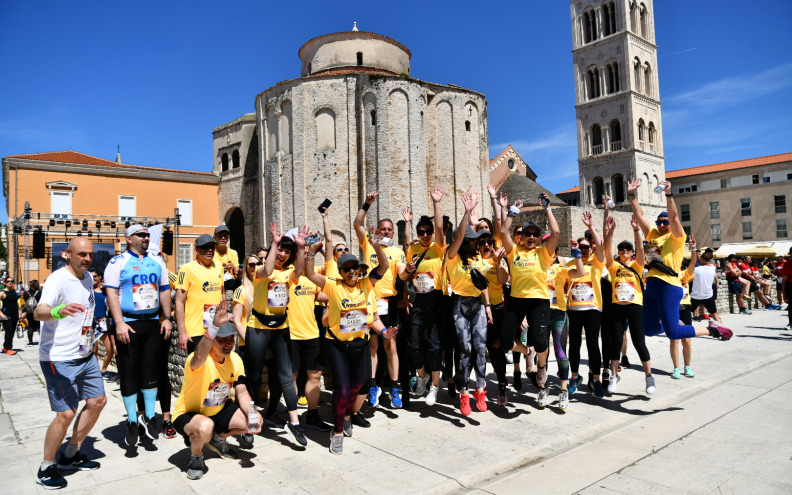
[
  {"x1": 33, "y1": 230, "x2": 46, "y2": 258},
  {"x1": 161, "y1": 230, "x2": 173, "y2": 255}
]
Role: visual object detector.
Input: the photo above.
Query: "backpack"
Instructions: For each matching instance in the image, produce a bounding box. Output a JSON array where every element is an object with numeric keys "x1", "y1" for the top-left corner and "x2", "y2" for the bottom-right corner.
[{"x1": 26, "y1": 291, "x2": 39, "y2": 312}]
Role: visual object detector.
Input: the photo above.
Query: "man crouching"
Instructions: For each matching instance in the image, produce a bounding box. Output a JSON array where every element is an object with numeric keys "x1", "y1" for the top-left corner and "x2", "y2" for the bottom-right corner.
[{"x1": 172, "y1": 297, "x2": 262, "y2": 480}]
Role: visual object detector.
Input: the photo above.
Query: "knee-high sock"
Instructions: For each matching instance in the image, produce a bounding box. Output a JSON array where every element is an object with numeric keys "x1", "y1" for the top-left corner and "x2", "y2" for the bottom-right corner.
[
  {"x1": 122, "y1": 394, "x2": 138, "y2": 423},
  {"x1": 141, "y1": 388, "x2": 158, "y2": 419}
]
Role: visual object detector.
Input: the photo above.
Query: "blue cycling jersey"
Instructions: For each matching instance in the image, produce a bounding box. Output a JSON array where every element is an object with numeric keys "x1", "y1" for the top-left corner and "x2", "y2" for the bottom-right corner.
[{"x1": 104, "y1": 251, "x2": 169, "y2": 322}]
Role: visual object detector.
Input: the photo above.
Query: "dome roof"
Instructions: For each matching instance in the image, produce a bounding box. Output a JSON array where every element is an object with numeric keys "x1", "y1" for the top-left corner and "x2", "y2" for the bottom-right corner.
[{"x1": 298, "y1": 29, "x2": 411, "y2": 77}]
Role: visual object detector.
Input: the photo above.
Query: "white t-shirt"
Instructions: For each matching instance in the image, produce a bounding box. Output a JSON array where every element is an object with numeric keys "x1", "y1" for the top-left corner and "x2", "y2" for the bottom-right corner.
[
  {"x1": 39, "y1": 268, "x2": 96, "y2": 361},
  {"x1": 690, "y1": 264, "x2": 717, "y2": 300}
]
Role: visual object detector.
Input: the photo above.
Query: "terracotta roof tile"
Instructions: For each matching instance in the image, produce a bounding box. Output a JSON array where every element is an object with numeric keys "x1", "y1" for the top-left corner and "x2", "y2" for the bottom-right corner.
[
  {"x1": 557, "y1": 186, "x2": 580, "y2": 194},
  {"x1": 666, "y1": 152, "x2": 792, "y2": 179},
  {"x1": 6, "y1": 150, "x2": 214, "y2": 176},
  {"x1": 307, "y1": 66, "x2": 397, "y2": 78}
]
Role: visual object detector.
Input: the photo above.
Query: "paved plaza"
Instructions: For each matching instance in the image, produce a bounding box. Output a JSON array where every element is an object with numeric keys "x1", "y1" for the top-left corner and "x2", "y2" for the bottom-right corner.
[{"x1": 1, "y1": 309, "x2": 791, "y2": 495}]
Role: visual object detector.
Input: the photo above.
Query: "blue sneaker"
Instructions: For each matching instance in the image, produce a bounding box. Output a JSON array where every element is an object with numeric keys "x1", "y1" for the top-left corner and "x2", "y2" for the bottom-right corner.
[
  {"x1": 593, "y1": 380, "x2": 604, "y2": 398},
  {"x1": 569, "y1": 375, "x2": 580, "y2": 394},
  {"x1": 390, "y1": 387, "x2": 403, "y2": 408},
  {"x1": 409, "y1": 376, "x2": 418, "y2": 392},
  {"x1": 368, "y1": 385, "x2": 382, "y2": 407},
  {"x1": 765, "y1": 304, "x2": 781, "y2": 311}
]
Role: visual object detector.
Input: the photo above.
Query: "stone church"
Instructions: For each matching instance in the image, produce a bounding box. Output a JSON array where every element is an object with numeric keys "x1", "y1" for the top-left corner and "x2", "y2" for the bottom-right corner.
[{"x1": 213, "y1": 25, "x2": 489, "y2": 255}]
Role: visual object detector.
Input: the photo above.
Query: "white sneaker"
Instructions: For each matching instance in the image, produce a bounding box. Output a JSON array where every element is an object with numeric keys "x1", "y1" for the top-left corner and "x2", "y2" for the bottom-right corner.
[
  {"x1": 607, "y1": 374, "x2": 620, "y2": 393},
  {"x1": 537, "y1": 388, "x2": 549, "y2": 408},
  {"x1": 558, "y1": 390, "x2": 569, "y2": 410},
  {"x1": 425, "y1": 385, "x2": 439, "y2": 406},
  {"x1": 645, "y1": 376, "x2": 656, "y2": 394},
  {"x1": 415, "y1": 375, "x2": 430, "y2": 396}
]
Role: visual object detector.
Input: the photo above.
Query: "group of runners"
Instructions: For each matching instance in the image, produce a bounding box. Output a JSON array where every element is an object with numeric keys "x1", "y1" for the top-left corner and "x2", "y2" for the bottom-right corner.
[{"x1": 26, "y1": 176, "x2": 792, "y2": 489}]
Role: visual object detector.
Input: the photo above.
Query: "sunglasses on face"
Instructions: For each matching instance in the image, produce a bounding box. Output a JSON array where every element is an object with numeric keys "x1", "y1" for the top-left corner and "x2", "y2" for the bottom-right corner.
[
  {"x1": 619, "y1": 247, "x2": 633, "y2": 252},
  {"x1": 197, "y1": 245, "x2": 216, "y2": 251},
  {"x1": 514, "y1": 231, "x2": 522, "y2": 236},
  {"x1": 336, "y1": 247, "x2": 349, "y2": 253},
  {"x1": 523, "y1": 231, "x2": 540, "y2": 238},
  {"x1": 416, "y1": 229, "x2": 433, "y2": 236},
  {"x1": 341, "y1": 265, "x2": 360, "y2": 273},
  {"x1": 478, "y1": 238, "x2": 495, "y2": 246},
  {"x1": 133, "y1": 233, "x2": 150, "y2": 238},
  {"x1": 247, "y1": 262, "x2": 263, "y2": 268},
  {"x1": 579, "y1": 245, "x2": 591, "y2": 249},
  {"x1": 656, "y1": 219, "x2": 670, "y2": 226}
]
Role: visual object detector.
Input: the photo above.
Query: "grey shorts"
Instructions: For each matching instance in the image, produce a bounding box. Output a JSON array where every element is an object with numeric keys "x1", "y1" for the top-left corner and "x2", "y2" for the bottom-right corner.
[{"x1": 40, "y1": 356, "x2": 105, "y2": 412}]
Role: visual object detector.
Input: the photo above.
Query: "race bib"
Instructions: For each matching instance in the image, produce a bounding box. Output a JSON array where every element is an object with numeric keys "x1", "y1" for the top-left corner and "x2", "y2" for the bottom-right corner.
[
  {"x1": 682, "y1": 284, "x2": 689, "y2": 300},
  {"x1": 570, "y1": 282, "x2": 595, "y2": 303},
  {"x1": 203, "y1": 381, "x2": 231, "y2": 407},
  {"x1": 414, "y1": 273, "x2": 435, "y2": 294},
  {"x1": 268, "y1": 282, "x2": 288, "y2": 308},
  {"x1": 132, "y1": 283, "x2": 158, "y2": 311},
  {"x1": 376, "y1": 298, "x2": 389, "y2": 316},
  {"x1": 79, "y1": 309, "x2": 95, "y2": 354},
  {"x1": 203, "y1": 304, "x2": 216, "y2": 329},
  {"x1": 339, "y1": 309, "x2": 367, "y2": 333},
  {"x1": 549, "y1": 284, "x2": 558, "y2": 306},
  {"x1": 615, "y1": 282, "x2": 636, "y2": 302},
  {"x1": 97, "y1": 318, "x2": 107, "y2": 332}
]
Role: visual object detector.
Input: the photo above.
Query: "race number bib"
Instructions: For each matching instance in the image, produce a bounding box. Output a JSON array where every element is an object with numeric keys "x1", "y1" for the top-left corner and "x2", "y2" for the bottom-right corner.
[
  {"x1": 79, "y1": 309, "x2": 95, "y2": 354},
  {"x1": 414, "y1": 273, "x2": 435, "y2": 294},
  {"x1": 376, "y1": 298, "x2": 389, "y2": 316},
  {"x1": 203, "y1": 304, "x2": 216, "y2": 329},
  {"x1": 682, "y1": 284, "x2": 689, "y2": 300},
  {"x1": 203, "y1": 381, "x2": 231, "y2": 407},
  {"x1": 339, "y1": 309, "x2": 367, "y2": 333},
  {"x1": 548, "y1": 282, "x2": 558, "y2": 306},
  {"x1": 268, "y1": 282, "x2": 288, "y2": 308},
  {"x1": 570, "y1": 282, "x2": 595, "y2": 303},
  {"x1": 97, "y1": 318, "x2": 107, "y2": 332},
  {"x1": 615, "y1": 282, "x2": 636, "y2": 302},
  {"x1": 132, "y1": 283, "x2": 158, "y2": 310}
]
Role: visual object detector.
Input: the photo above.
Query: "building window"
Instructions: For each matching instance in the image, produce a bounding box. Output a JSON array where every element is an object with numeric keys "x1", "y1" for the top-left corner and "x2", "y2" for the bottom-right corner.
[
  {"x1": 612, "y1": 174, "x2": 625, "y2": 202},
  {"x1": 763, "y1": 176, "x2": 770, "y2": 183},
  {"x1": 591, "y1": 124, "x2": 603, "y2": 155},
  {"x1": 637, "y1": 119, "x2": 645, "y2": 150},
  {"x1": 177, "y1": 243, "x2": 192, "y2": 268},
  {"x1": 720, "y1": 178, "x2": 728, "y2": 189},
  {"x1": 775, "y1": 195, "x2": 786, "y2": 213},
  {"x1": 507, "y1": 159, "x2": 515, "y2": 170},
  {"x1": 683, "y1": 226, "x2": 691, "y2": 236},
  {"x1": 633, "y1": 59, "x2": 642, "y2": 93},
  {"x1": 710, "y1": 224, "x2": 721, "y2": 242},
  {"x1": 788, "y1": 173, "x2": 792, "y2": 180},
  {"x1": 593, "y1": 177, "x2": 604, "y2": 205},
  {"x1": 647, "y1": 122, "x2": 655, "y2": 152},
  {"x1": 610, "y1": 120, "x2": 622, "y2": 150},
  {"x1": 709, "y1": 201, "x2": 720, "y2": 219},
  {"x1": 370, "y1": 110, "x2": 376, "y2": 126},
  {"x1": 777, "y1": 219, "x2": 789, "y2": 238},
  {"x1": 51, "y1": 191, "x2": 72, "y2": 218},
  {"x1": 680, "y1": 204, "x2": 690, "y2": 222},
  {"x1": 742, "y1": 221, "x2": 752, "y2": 240},
  {"x1": 118, "y1": 242, "x2": 127, "y2": 254},
  {"x1": 315, "y1": 108, "x2": 336, "y2": 150},
  {"x1": 740, "y1": 198, "x2": 751, "y2": 217},
  {"x1": 639, "y1": 3, "x2": 648, "y2": 38},
  {"x1": 232, "y1": 150, "x2": 240, "y2": 169},
  {"x1": 465, "y1": 121, "x2": 471, "y2": 131},
  {"x1": 221, "y1": 153, "x2": 229, "y2": 172},
  {"x1": 644, "y1": 63, "x2": 652, "y2": 97},
  {"x1": 356, "y1": 52, "x2": 363, "y2": 66},
  {"x1": 752, "y1": 174, "x2": 759, "y2": 184},
  {"x1": 119, "y1": 195, "x2": 136, "y2": 220},
  {"x1": 177, "y1": 199, "x2": 193, "y2": 226}
]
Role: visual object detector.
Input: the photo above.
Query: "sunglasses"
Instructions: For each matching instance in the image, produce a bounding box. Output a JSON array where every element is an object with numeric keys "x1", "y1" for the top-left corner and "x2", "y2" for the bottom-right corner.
[
  {"x1": 514, "y1": 231, "x2": 522, "y2": 236},
  {"x1": 336, "y1": 247, "x2": 349, "y2": 253},
  {"x1": 247, "y1": 262, "x2": 263, "y2": 268},
  {"x1": 656, "y1": 219, "x2": 670, "y2": 226},
  {"x1": 579, "y1": 245, "x2": 591, "y2": 249},
  {"x1": 416, "y1": 229, "x2": 433, "y2": 236},
  {"x1": 133, "y1": 233, "x2": 150, "y2": 238},
  {"x1": 523, "y1": 231, "x2": 540, "y2": 238},
  {"x1": 619, "y1": 247, "x2": 633, "y2": 251},
  {"x1": 196, "y1": 245, "x2": 216, "y2": 251},
  {"x1": 341, "y1": 265, "x2": 360, "y2": 272},
  {"x1": 478, "y1": 238, "x2": 495, "y2": 246}
]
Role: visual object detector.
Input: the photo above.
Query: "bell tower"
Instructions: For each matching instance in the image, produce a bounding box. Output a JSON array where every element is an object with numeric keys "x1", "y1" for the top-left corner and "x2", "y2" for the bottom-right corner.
[{"x1": 570, "y1": 0, "x2": 665, "y2": 208}]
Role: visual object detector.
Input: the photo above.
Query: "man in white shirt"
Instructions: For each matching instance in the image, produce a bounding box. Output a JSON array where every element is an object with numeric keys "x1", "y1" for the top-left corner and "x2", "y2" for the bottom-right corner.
[{"x1": 689, "y1": 248, "x2": 723, "y2": 324}]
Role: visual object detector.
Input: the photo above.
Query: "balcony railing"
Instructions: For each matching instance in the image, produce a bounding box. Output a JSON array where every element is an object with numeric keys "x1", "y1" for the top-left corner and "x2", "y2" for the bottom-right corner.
[
  {"x1": 592, "y1": 144, "x2": 603, "y2": 155},
  {"x1": 611, "y1": 140, "x2": 622, "y2": 151},
  {"x1": 639, "y1": 141, "x2": 645, "y2": 150}
]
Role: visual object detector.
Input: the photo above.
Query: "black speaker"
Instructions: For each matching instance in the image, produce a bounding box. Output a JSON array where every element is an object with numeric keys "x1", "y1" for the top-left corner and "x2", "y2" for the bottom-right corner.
[
  {"x1": 161, "y1": 230, "x2": 173, "y2": 255},
  {"x1": 33, "y1": 230, "x2": 46, "y2": 258}
]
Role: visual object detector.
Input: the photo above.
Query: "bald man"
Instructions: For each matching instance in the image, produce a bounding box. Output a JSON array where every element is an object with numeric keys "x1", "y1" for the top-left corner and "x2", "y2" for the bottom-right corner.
[{"x1": 33, "y1": 237, "x2": 107, "y2": 490}]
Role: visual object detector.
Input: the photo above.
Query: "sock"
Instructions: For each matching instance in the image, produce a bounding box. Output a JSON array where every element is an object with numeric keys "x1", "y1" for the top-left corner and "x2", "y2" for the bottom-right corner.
[
  {"x1": 290, "y1": 421, "x2": 299, "y2": 426},
  {"x1": 64, "y1": 443, "x2": 79, "y2": 458},
  {"x1": 141, "y1": 388, "x2": 157, "y2": 419},
  {"x1": 391, "y1": 380, "x2": 401, "y2": 389},
  {"x1": 122, "y1": 394, "x2": 138, "y2": 423},
  {"x1": 212, "y1": 433, "x2": 223, "y2": 442},
  {"x1": 40, "y1": 460, "x2": 55, "y2": 471}
]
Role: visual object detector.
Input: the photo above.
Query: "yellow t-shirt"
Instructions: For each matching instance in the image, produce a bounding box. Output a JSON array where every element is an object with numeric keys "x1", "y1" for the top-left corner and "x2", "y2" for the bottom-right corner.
[
  {"x1": 608, "y1": 260, "x2": 646, "y2": 306},
  {"x1": 645, "y1": 228, "x2": 686, "y2": 287},
  {"x1": 172, "y1": 351, "x2": 245, "y2": 421},
  {"x1": 447, "y1": 255, "x2": 482, "y2": 298},
  {"x1": 680, "y1": 271, "x2": 693, "y2": 306},
  {"x1": 324, "y1": 259, "x2": 340, "y2": 281},
  {"x1": 232, "y1": 286, "x2": 249, "y2": 346},
  {"x1": 167, "y1": 271, "x2": 178, "y2": 290},
  {"x1": 507, "y1": 245, "x2": 553, "y2": 299},
  {"x1": 566, "y1": 255, "x2": 605, "y2": 311},
  {"x1": 176, "y1": 261, "x2": 224, "y2": 337},
  {"x1": 360, "y1": 241, "x2": 405, "y2": 299},
  {"x1": 412, "y1": 258, "x2": 444, "y2": 296},
  {"x1": 407, "y1": 241, "x2": 444, "y2": 262},
  {"x1": 479, "y1": 256, "x2": 505, "y2": 305},
  {"x1": 288, "y1": 275, "x2": 320, "y2": 340},
  {"x1": 214, "y1": 248, "x2": 239, "y2": 281},
  {"x1": 548, "y1": 263, "x2": 571, "y2": 312},
  {"x1": 247, "y1": 267, "x2": 293, "y2": 330},
  {"x1": 323, "y1": 278, "x2": 376, "y2": 342}
]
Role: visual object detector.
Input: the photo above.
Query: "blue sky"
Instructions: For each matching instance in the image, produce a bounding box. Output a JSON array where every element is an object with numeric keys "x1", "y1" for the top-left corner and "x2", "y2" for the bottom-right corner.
[{"x1": 1, "y1": 1, "x2": 790, "y2": 223}]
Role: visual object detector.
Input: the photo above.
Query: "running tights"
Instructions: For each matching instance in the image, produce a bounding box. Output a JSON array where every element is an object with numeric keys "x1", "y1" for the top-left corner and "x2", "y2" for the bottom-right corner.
[
  {"x1": 610, "y1": 304, "x2": 651, "y2": 363},
  {"x1": 568, "y1": 309, "x2": 601, "y2": 376},
  {"x1": 644, "y1": 278, "x2": 696, "y2": 339},
  {"x1": 327, "y1": 341, "x2": 368, "y2": 434},
  {"x1": 244, "y1": 327, "x2": 298, "y2": 412},
  {"x1": 453, "y1": 296, "x2": 487, "y2": 390},
  {"x1": 486, "y1": 303, "x2": 507, "y2": 385},
  {"x1": 548, "y1": 309, "x2": 569, "y2": 381},
  {"x1": 501, "y1": 297, "x2": 550, "y2": 353}
]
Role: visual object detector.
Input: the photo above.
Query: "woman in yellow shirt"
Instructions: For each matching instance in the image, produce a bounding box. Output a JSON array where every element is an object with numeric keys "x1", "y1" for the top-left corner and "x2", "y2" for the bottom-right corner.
[{"x1": 672, "y1": 237, "x2": 698, "y2": 380}]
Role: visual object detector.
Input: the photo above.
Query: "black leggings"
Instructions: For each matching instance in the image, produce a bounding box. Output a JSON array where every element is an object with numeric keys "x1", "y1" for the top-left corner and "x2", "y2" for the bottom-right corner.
[
  {"x1": 407, "y1": 298, "x2": 443, "y2": 373},
  {"x1": 611, "y1": 304, "x2": 651, "y2": 363},
  {"x1": 486, "y1": 302, "x2": 507, "y2": 385},
  {"x1": 137, "y1": 329, "x2": 172, "y2": 414},
  {"x1": 568, "y1": 310, "x2": 602, "y2": 376},
  {"x1": 501, "y1": 297, "x2": 550, "y2": 353},
  {"x1": 2, "y1": 318, "x2": 17, "y2": 350},
  {"x1": 786, "y1": 284, "x2": 792, "y2": 326},
  {"x1": 115, "y1": 319, "x2": 162, "y2": 396},
  {"x1": 327, "y1": 340, "x2": 369, "y2": 434},
  {"x1": 679, "y1": 305, "x2": 692, "y2": 326},
  {"x1": 27, "y1": 317, "x2": 40, "y2": 344},
  {"x1": 440, "y1": 295, "x2": 459, "y2": 379},
  {"x1": 244, "y1": 327, "x2": 298, "y2": 412}
]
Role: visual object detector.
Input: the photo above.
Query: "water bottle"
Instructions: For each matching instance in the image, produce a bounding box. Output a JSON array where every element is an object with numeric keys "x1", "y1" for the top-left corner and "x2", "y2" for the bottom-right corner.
[
  {"x1": 653, "y1": 183, "x2": 668, "y2": 194},
  {"x1": 247, "y1": 401, "x2": 259, "y2": 433},
  {"x1": 603, "y1": 195, "x2": 616, "y2": 208}
]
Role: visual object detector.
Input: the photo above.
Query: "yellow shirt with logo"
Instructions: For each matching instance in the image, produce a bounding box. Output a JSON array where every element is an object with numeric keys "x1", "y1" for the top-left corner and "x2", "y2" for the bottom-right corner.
[
  {"x1": 411, "y1": 257, "x2": 444, "y2": 296},
  {"x1": 323, "y1": 278, "x2": 376, "y2": 342},
  {"x1": 232, "y1": 286, "x2": 249, "y2": 346},
  {"x1": 447, "y1": 254, "x2": 482, "y2": 298},
  {"x1": 507, "y1": 245, "x2": 553, "y2": 299},
  {"x1": 645, "y1": 228, "x2": 686, "y2": 287},
  {"x1": 176, "y1": 261, "x2": 224, "y2": 337},
  {"x1": 360, "y1": 241, "x2": 405, "y2": 299},
  {"x1": 608, "y1": 260, "x2": 645, "y2": 306},
  {"x1": 213, "y1": 248, "x2": 239, "y2": 268},
  {"x1": 680, "y1": 271, "x2": 693, "y2": 306},
  {"x1": 288, "y1": 275, "x2": 320, "y2": 340},
  {"x1": 548, "y1": 263, "x2": 571, "y2": 311},
  {"x1": 173, "y1": 351, "x2": 245, "y2": 421},
  {"x1": 407, "y1": 241, "x2": 444, "y2": 262},
  {"x1": 566, "y1": 255, "x2": 605, "y2": 311},
  {"x1": 479, "y1": 256, "x2": 505, "y2": 305},
  {"x1": 324, "y1": 259, "x2": 340, "y2": 281},
  {"x1": 247, "y1": 267, "x2": 293, "y2": 330}
]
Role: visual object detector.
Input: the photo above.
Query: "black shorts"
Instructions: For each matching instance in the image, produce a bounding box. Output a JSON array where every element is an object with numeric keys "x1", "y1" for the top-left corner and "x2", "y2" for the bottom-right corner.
[
  {"x1": 728, "y1": 280, "x2": 743, "y2": 294},
  {"x1": 750, "y1": 281, "x2": 760, "y2": 293},
  {"x1": 173, "y1": 400, "x2": 240, "y2": 442},
  {"x1": 291, "y1": 338, "x2": 324, "y2": 371},
  {"x1": 690, "y1": 296, "x2": 718, "y2": 314}
]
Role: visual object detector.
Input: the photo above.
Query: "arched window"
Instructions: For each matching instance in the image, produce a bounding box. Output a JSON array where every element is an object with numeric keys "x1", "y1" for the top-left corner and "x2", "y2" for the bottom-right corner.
[
  {"x1": 508, "y1": 159, "x2": 515, "y2": 170},
  {"x1": 630, "y1": 1, "x2": 637, "y2": 33},
  {"x1": 231, "y1": 149, "x2": 240, "y2": 169},
  {"x1": 357, "y1": 52, "x2": 363, "y2": 66},
  {"x1": 638, "y1": 119, "x2": 645, "y2": 150},
  {"x1": 587, "y1": 70, "x2": 596, "y2": 99},
  {"x1": 648, "y1": 122, "x2": 656, "y2": 152},
  {"x1": 595, "y1": 68, "x2": 601, "y2": 96},
  {"x1": 221, "y1": 153, "x2": 229, "y2": 172},
  {"x1": 613, "y1": 61, "x2": 620, "y2": 91},
  {"x1": 609, "y1": 119, "x2": 622, "y2": 150},
  {"x1": 633, "y1": 58, "x2": 642, "y2": 93},
  {"x1": 593, "y1": 177, "x2": 604, "y2": 205},
  {"x1": 602, "y1": 3, "x2": 611, "y2": 36},
  {"x1": 644, "y1": 62, "x2": 652, "y2": 97},
  {"x1": 583, "y1": 12, "x2": 592, "y2": 43},
  {"x1": 639, "y1": 3, "x2": 648, "y2": 38},
  {"x1": 591, "y1": 124, "x2": 603, "y2": 155},
  {"x1": 612, "y1": 174, "x2": 625, "y2": 203},
  {"x1": 609, "y1": 2, "x2": 617, "y2": 32},
  {"x1": 315, "y1": 108, "x2": 336, "y2": 150},
  {"x1": 370, "y1": 110, "x2": 376, "y2": 126},
  {"x1": 465, "y1": 121, "x2": 471, "y2": 131}
]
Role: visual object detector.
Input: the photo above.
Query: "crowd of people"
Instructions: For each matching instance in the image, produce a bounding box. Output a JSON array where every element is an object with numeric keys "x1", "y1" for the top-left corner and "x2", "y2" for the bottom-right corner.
[{"x1": 4, "y1": 178, "x2": 792, "y2": 489}]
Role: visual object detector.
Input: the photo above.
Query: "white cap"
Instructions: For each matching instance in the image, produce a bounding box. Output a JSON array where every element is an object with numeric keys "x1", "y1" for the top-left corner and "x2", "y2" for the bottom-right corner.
[{"x1": 125, "y1": 224, "x2": 147, "y2": 237}]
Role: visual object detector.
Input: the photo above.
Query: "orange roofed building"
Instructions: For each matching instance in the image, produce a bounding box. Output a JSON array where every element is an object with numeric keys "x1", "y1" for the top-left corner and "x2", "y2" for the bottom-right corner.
[{"x1": 2, "y1": 150, "x2": 220, "y2": 284}]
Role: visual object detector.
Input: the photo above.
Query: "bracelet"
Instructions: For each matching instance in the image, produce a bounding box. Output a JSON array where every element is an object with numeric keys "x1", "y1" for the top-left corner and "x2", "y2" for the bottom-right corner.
[
  {"x1": 633, "y1": 230, "x2": 639, "y2": 233},
  {"x1": 628, "y1": 194, "x2": 636, "y2": 198},
  {"x1": 51, "y1": 304, "x2": 67, "y2": 320},
  {"x1": 484, "y1": 304, "x2": 492, "y2": 307},
  {"x1": 361, "y1": 202, "x2": 371, "y2": 212},
  {"x1": 306, "y1": 253, "x2": 316, "y2": 259},
  {"x1": 204, "y1": 320, "x2": 219, "y2": 340}
]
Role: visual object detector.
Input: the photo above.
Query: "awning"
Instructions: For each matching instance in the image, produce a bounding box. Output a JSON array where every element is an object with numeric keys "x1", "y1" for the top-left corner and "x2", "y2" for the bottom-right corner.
[{"x1": 715, "y1": 242, "x2": 790, "y2": 258}]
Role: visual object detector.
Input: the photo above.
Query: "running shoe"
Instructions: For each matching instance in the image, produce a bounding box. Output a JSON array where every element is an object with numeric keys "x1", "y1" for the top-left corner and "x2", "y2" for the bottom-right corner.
[
  {"x1": 329, "y1": 433, "x2": 344, "y2": 455},
  {"x1": 368, "y1": 385, "x2": 382, "y2": 407},
  {"x1": 138, "y1": 414, "x2": 159, "y2": 440},
  {"x1": 569, "y1": 375, "x2": 581, "y2": 394},
  {"x1": 513, "y1": 371, "x2": 523, "y2": 391},
  {"x1": 739, "y1": 308, "x2": 752, "y2": 315},
  {"x1": 602, "y1": 369, "x2": 610, "y2": 385},
  {"x1": 162, "y1": 420, "x2": 177, "y2": 439},
  {"x1": 426, "y1": 385, "x2": 439, "y2": 406},
  {"x1": 238, "y1": 433, "x2": 254, "y2": 448},
  {"x1": 343, "y1": 416, "x2": 353, "y2": 437},
  {"x1": 207, "y1": 438, "x2": 238, "y2": 459},
  {"x1": 765, "y1": 304, "x2": 782, "y2": 310},
  {"x1": 620, "y1": 355, "x2": 631, "y2": 369},
  {"x1": 684, "y1": 366, "x2": 695, "y2": 378},
  {"x1": 537, "y1": 366, "x2": 547, "y2": 387},
  {"x1": 672, "y1": 368, "x2": 681, "y2": 379},
  {"x1": 473, "y1": 390, "x2": 488, "y2": 412},
  {"x1": 415, "y1": 375, "x2": 430, "y2": 396},
  {"x1": 263, "y1": 414, "x2": 286, "y2": 429},
  {"x1": 593, "y1": 380, "x2": 604, "y2": 398},
  {"x1": 58, "y1": 451, "x2": 100, "y2": 471},
  {"x1": 186, "y1": 454, "x2": 205, "y2": 480},
  {"x1": 390, "y1": 386, "x2": 403, "y2": 409},
  {"x1": 558, "y1": 390, "x2": 570, "y2": 410},
  {"x1": 285, "y1": 422, "x2": 308, "y2": 447},
  {"x1": 297, "y1": 396, "x2": 308, "y2": 406},
  {"x1": 26, "y1": 342, "x2": 33, "y2": 347},
  {"x1": 305, "y1": 412, "x2": 333, "y2": 432},
  {"x1": 101, "y1": 371, "x2": 114, "y2": 380},
  {"x1": 645, "y1": 375, "x2": 656, "y2": 394},
  {"x1": 537, "y1": 388, "x2": 549, "y2": 408},
  {"x1": 708, "y1": 321, "x2": 734, "y2": 340},
  {"x1": 37, "y1": 464, "x2": 67, "y2": 489},
  {"x1": 459, "y1": 393, "x2": 472, "y2": 416},
  {"x1": 607, "y1": 374, "x2": 620, "y2": 393},
  {"x1": 3, "y1": 348, "x2": 17, "y2": 355},
  {"x1": 409, "y1": 376, "x2": 418, "y2": 392},
  {"x1": 351, "y1": 413, "x2": 371, "y2": 428},
  {"x1": 497, "y1": 384, "x2": 508, "y2": 406},
  {"x1": 124, "y1": 422, "x2": 138, "y2": 447}
]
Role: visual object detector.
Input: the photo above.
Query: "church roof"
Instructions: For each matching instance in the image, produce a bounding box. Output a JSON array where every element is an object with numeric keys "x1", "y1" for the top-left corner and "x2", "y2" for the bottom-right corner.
[
  {"x1": 5, "y1": 150, "x2": 214, "y2": 176},
  {"x1": 666, "y1": 152, "x2": 792, "y2": 179},
  {"x1": 497, "y1": 173, "x2": 567, "y2": 208},
  {"x1": 557, "y1": 185, "x2": 580, "y2": 194}
]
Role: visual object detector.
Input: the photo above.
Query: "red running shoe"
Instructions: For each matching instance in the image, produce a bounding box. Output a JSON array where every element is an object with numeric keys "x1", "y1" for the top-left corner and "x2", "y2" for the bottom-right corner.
[
  {"x1": 459, "y1": 393, "x2": 471, "y2": 416},
  {"x1": 3, "y1": 348, "x2": 17, "y2": 356},
  {"x1": 708, "y1": 321, "x2": 733, "y2": 340},
  {"x1": 473, "y1": 390, "x2": 488, "y2": 412}
]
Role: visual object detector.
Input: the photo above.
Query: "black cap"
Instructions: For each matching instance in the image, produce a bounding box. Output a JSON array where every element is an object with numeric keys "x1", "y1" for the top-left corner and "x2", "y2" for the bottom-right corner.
[
  {"x1": 617, "y1": 240, "x2": 634, "y2": 251},
  {"x1": 336, "y1": 253, "x2": 369, "y2": 272},
  {"x1": 214, "y1": 224, "x2": 230, "y2": 235},
  {"x1": 704, "y1": 248, "x2": 715, "y2": 253},
  {"x1": 522, "y1": 222, "x2": 541, "y2": 234},
  {"x1": 195, "y1": 234, "x2": 217, "y2": 247}
]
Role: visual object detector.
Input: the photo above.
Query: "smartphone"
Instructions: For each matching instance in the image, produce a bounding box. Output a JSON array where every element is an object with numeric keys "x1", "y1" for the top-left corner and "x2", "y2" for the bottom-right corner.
[
  {"x1": 318, "y1": 198, "x2": 332, "y2": 213},
  {"x1": 306, "y1": 233, "x2": 323, "y2": 245},
  {"x1": 539, "y1": 194, "x2": 550, "y2": 208}
]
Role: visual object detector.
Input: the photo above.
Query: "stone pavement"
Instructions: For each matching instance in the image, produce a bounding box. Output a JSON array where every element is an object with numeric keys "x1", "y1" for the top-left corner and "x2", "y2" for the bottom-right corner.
[{"x1": 1, "y1": 309, "x2": 790, "y2": 495}]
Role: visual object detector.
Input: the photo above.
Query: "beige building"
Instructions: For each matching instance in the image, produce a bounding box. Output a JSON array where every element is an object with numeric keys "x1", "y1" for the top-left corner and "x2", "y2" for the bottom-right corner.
[{"x1": 667, "y1": 152, "x2": 792, "y2": 247}]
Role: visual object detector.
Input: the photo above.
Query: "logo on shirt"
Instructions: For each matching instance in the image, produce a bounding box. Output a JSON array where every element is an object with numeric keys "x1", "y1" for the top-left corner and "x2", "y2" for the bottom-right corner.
[
  {"x1": 293, "y1": 285, "x2": 313, "y2": 297},
  {"x1": 131, "y1": 273, "x2": 159, "y2": 285},
  {"x1": 202, "y1": 281, "x2": 222, "y2": 293},
  {"x1": 340, "y1": 296, "x2": 365, "y2": 310}
]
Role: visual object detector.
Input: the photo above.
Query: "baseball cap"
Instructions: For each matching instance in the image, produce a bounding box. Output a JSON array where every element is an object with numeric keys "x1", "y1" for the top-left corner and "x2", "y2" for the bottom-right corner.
[
  {"x1": 522, "y1": 222, "x2": 541, "y2": 235},
  {"x1": 195, "y1": 234, "x2": 217, "y2": 247},
  {"x1": 617, "y1": 240, "x2": 634, "y2": 251},
  {"x1": 214, "y1": 224, "x2": 230, "y2": 235},
  {"x1": 125, "y1": 224, "x2": 147, "y2": 237},
  {"x1": 336, "y1": 253, "x2": 369, "y2": 272},
  {"x1": 215, "y1": 321, "x2": 236, "y2": 338}
]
